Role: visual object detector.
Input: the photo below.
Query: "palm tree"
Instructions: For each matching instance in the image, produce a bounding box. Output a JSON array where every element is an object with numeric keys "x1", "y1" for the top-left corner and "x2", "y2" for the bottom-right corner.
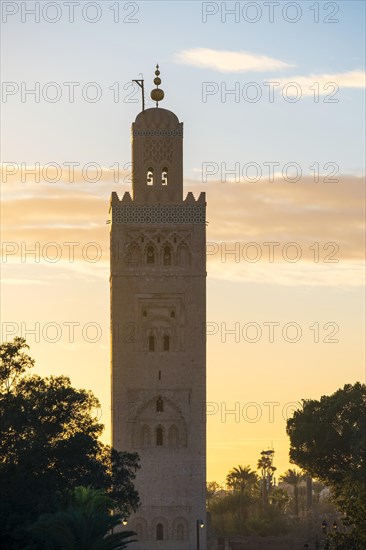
[
  {"x1": 29, "y1": 486, "x2": 136, "y2": 550},
  {"x1": 257, "y1": 451, "x2": 276, "y2": 507},
  {"x1": 226, "y1": 465, "x2": 258, "y2": 533},
  {"x1": 270, "y1": 487, "x2": 290, "y2": 510},
  {"x1": 279, "y1": 469, "x2": 305, "y2": 518},
  {"x1": 226, "y1": 465, "x2": 257, "y2": 494}
]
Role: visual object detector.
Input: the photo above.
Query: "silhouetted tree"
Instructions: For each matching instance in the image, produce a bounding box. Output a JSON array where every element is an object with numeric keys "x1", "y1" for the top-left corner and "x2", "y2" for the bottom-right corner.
[
  {"x1": 226, "y1": 465, "x2": 258, "y2": 531},
  {"x1": 29, "y1": 486, "x2": 136, "y2": 549},
  {"x1": 0, "y1": 338, "x2": 140, "y2": 549},
  {"x1": 257, "y1": 450, "x2": 276, "y2": 507},
  {"x1": 279, "y1": 469, "x2": 305, "y2": 518},
  {"x1": 287, "y1": 383, "x2": 366, "y2": 544}
]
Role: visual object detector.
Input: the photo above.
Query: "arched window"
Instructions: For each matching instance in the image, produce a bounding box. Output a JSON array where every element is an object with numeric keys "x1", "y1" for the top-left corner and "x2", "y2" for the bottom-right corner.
[
  {"x1": 163, "y1": 245, "x2": 172, "y2": 266},
  {"x1": 162, "y1": 167, "x2": 168, "y2": 186},
  {"x1": 147, "y1": 168, "x2": 154, "y2": 186},
  {"x1": 177, "y1": 523, "x2": 184, "y2": 540},
  {"x1": 156, "y1": 426, "x2": 164, "y2": 446},
  {"x1": 125, "y1": 243, "x2": 140, "y2": 265},
  {"x1": 168, "y1": 424, "x2": 180, "y2": 447},
  {"x1": 146, "y1": 245, "x2": 155, "y2": 264},
  {"x1": 156, "y1": 523, "x2": 164, "y2": 540},
  {"x1": 148, "y1": 334, "x2": 155, "y2": 352},
  {"x1": 173, "y1": 519, "x2": 188, "y2": 541},
  {"x1": 170, "y1": 310, "x2": 175, "y2": 318},
  {"x1": 177, "y1": 244, "x2": 190, "y2": 266},
  {"x1": 156, "y1": 397, "x2": 164, "y2": 413},
  {"x1": 140, "y1": 425, "x2": 151, "y2": 447},
  {"x1": 163, "y1": 335, "x2": 170, "y2": 351}
]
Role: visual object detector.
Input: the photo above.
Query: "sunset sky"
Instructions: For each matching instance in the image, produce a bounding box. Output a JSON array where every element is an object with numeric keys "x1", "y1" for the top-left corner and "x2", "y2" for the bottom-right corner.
[{"x1": 1, "y1": 1, "x2": 365, "y2": 483}]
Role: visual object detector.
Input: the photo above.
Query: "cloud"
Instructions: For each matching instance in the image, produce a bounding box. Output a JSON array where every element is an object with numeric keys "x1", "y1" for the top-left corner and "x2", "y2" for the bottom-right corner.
[
  {"x1": 174, "y1": 48, "x2": 294, "y2": 73},
  {"x1": 173, "y1": 49, "x2": 365, "y2": 94},
  {"x1": 0, "y1": 164, "x2": 131, "y2": 200},
  {"x1": 2, "y1": 278, "x2": 52, "y2": 286},
  {"x1": 188, "y1": 175, "x2": 365, "y2": 286},
  {"x1": 1, "y1": 174, "x2": 364, "y2": 287},
  {"x1": 277, "y1": 70, "x2": 366, "y2": 95}
]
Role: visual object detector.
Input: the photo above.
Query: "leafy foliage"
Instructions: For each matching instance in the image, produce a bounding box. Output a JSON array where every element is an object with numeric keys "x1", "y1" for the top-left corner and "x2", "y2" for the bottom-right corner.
[
  {"x1": 210, "y1": 459, "x2": 288, "y2": 537},
  {"x1": 29, "y1": 486, "x2": 136, "y2": 550},
  {"x1": 0, "y1": 337, "x2": 34, "y2": 392},
  {"x1": 279, "y1": 469, "x2": 305, "y2": 517},
  {"x1": 0, "y1": 339, "x2": 140, "y2": 549},
  {"x1": 287, "y1": 383, "x2": 366, "y2": 543},
  {"x1": 226, "y1": 465, "x2": 258, "y2": 494}
]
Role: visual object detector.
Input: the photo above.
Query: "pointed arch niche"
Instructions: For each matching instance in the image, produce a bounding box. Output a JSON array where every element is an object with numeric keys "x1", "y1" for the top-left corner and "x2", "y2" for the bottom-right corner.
[
  {"x1": 177, "y1": 244, "x2": 191, "y2": 266},
  {"x1": 132, "y1": 395, "x2": 187, "y2": 449}
]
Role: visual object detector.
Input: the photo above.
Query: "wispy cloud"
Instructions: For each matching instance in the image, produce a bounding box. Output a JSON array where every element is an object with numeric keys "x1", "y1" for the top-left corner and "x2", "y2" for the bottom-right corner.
[
  {"x1": 278, "y1": 70, "x2": 366, "y2": 94},
  {"x1": 189, "y1": 175, "x2": 365, "y2": 286},
  {"x1": 174, "y1": 48, "x2": 294, "y2": 73},
  {"x1": 1, "y1": 173, "x2": 364, "y2": 287},
  {"x1": 173, "y1": 49, "x2": 365, "y2": 93}
]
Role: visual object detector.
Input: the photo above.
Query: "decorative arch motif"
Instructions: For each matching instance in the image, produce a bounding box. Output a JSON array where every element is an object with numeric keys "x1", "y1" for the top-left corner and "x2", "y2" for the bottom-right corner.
[
  {"x1": 144, "y1": 138, "x2": 173, "y2": 163},
  {"x1": 168, "y1": 424, "x2": 180, "y2": 447},
  {"x1": 131, "y1": 395, "x2": 188, "y2": 448},
  {"x1": 177, "y1": 243, "x2": 191, "y2": 266},
  {"x1": 131, "y1": 517, "x2": 147, "y2": 541},
  {"x1": 148, "y1": 332, "x2": 156, "y2": 352},
  {"x1": 156, "y1": 396, "x2": 164, "y2": 412},
  {"x1": 156, "y1": 523, "x2": 164, "y2": 540},
  {"x1": 156, "y1": 425, "x2": 164, "y2": 446},
  {"x1": 163, "y1": 333, "x2": 170, "y2": 351},
  {"x1": 177, "y1": 523, "x2": 184, "y2": 540},
  {"x1": 163, "y1": 243, "x2": 172, "y2": 266},
  {"x1": 172, "y1": 517, "x2": 188, "y2": 541},
  {"x1": 142, "y1": 314, "x2": 174, "y2": 353},
  {"x1": 140, "y1": 424, "x2": 151, "y2": 447},
  {"x1": 152, "y1": 517, "x2": 169, "y2": 541},
  {"x1": 146, "y1": 243, "x2": 156, "y2": 264},
  {"x1": 125, "y1": 230, "x2": 193, "y2": 268},
  {"x1": 125, "y1": 242, "x2": 140, "y2": 266}
]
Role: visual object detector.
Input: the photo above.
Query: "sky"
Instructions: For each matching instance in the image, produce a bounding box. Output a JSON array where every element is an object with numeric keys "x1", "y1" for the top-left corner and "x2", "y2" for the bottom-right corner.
[{"x1": 1, "y1": 0, "x2": 365, "y2": 483}]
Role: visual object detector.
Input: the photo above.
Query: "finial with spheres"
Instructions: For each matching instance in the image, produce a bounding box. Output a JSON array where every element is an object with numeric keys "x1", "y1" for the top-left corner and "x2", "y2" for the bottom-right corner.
[{"x1": 150, "y1": 64, "x2": 164, "y2": 107}]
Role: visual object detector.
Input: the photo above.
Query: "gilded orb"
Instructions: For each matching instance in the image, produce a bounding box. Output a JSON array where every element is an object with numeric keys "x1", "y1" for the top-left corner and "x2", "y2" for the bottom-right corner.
[{"x1": 151, "y1": 88, "x2": 164, "y2": 102}]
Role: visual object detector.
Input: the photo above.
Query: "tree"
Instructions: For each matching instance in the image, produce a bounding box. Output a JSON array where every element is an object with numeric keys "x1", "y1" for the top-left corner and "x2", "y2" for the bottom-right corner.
[
  {"x1": 0, "y1": 337, "x2": 34, "y2": 392},
  {"x1": 286, "y1": 383, "x2": 366, "y2": 543},
  {"x1": 226, "y1": 465, "x2": 258, "y2": 532},
  {"x1": 209, "y1": 463, "x2": 289, "y2": 538},
  {"x1": 279, "y1": 468, "x2": 305, "y2": 518},
  {"x1": 0, "y1": 339, "x2": 140, "y2": 548},
  {"x1": 257, "y1": 450, "x2": 276, "y2": 507},
  {"x1": 206, "y1": 481, "x2": 221, "y2": 510},
  {"x1": 29, "y1": 486, "x2": 136, "y2": 550},
  {"x1": 269, "y1": 487, "x2": 289, "y2": 510},
  {"x1": 226, "y1": 465, "x2": 257, "y2": 494}
]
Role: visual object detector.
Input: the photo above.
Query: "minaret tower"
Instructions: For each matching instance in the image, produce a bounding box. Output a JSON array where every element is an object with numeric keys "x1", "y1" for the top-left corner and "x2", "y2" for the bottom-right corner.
[{"x1": 110, "y1": 67, "x2": 207, "y2": 549}]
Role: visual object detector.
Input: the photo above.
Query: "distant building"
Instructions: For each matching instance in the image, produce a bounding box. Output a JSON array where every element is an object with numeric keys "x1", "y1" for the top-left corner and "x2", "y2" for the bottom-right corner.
[{"x1": 110, "y1": 67, "x2": 207, "y2": 549}]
